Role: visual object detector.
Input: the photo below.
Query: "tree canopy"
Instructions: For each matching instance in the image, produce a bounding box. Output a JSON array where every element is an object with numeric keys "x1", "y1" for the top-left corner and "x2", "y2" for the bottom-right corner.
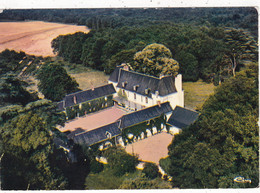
[
  {"x1": 167, "y1": 63, "x2": 259, "y2": 188},
  {"x1": 133, "y1": 43, "x2": 179, "y2": 77},
  {"x1": 37, "y1": 62, "x2": 79, "y2": 101},
  {"x1": 0, "y1": 74, "x2": 37, "y2": 107},
  {"x1": 0, "y1": 112, "x2": 68, "y2": 190},
  {"x1": 103, "y1": 147, "x2": 139, "y2": 176}
]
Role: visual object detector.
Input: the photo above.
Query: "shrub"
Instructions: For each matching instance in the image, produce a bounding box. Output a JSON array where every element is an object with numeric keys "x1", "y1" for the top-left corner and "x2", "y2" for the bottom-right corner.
[
  {"x1": 90, "y1": 159, "x2": 104, "y2": 174},
  {"x1": 142, "y1": 162, "x2": 159, "y2": 179},
  {"x1": 103, "y1": 147, "x2": 139, "y2": 176}
]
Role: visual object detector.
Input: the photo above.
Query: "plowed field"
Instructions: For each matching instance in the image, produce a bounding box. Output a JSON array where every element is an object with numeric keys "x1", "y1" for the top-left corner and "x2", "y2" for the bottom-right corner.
[{"x1": 0, "y1": 21, "x2": 89, "y2": 56}]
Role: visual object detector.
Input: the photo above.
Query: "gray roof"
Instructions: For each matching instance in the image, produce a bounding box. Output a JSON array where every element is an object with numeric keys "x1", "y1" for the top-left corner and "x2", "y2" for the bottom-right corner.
[
  {"x1": 57, "y1": 84, "x2": 116, "y2": 110},
  {"x1": 120, "y1": 102, "x2": 173, "y2": 128},
  {"x1": 167, "y1": 106, "x2": 199, "y2": 128},
  {"x1": 110, "y1": 68, "x2": 177, "y2": 97},
  {"x1": 109, "y1": 65, "x2": 123, "y2": 83},
  {"x1": 70, "y1": 122, "x2": 121, "y2": 146}
]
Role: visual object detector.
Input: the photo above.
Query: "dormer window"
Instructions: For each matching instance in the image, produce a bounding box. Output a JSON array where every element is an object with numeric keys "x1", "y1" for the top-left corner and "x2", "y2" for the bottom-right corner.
[
  {"x1": 106, "y1": 131, "x2": 112, "y2": 139},
  {"x1": 155, "y1": 91, "x2": 159, "y2": 97},
  {"x1": 133, "y1": 85, "x2": 139, "y2": 91},
  {"x1": 122, "y1": 81, "x2": 127, "y2": 88},
  {"x1": 145, "y1": 88, "x2": 150, "y2": 95}
]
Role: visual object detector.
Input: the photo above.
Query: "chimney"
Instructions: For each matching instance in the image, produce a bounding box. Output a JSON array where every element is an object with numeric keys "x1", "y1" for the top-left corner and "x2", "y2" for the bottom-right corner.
[
  {"x1": 157, "y1": 100, "x2": 161, "y2": 107},
  {"x1": 122, "y1": 63, "x2": 129, "y2": 71},
  {"x1": 175, "y1": 74, "x2": 182, "y2": 92},
  {"x1": 73, "y1": 95, "x2": 77, "y2": 104},
  {"x1": 159, "y1": 73, "x2": 165, "y2": 79}
]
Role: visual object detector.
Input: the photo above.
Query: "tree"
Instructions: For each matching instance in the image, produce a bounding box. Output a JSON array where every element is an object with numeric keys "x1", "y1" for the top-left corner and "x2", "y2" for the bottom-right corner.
[
  {"x1": 133, "y1": 43, "x2": 179, "y2": 77},
  {"x1": 0, "y1": 112, "x2": 69, "y2": 190},
  {"x1": 37, "y1": 62, "x2": 79, "y2": 101},
  {"x1": 222, "y1": 28, "x2": 258, "y2": 76},
  {"x1": 142, "y1": 162, "x2": 159, "y2": 179},
  {"x1": 119, "y1": 176, "x2": 172, "y2": 189},
  {"x1": 0, "y1": 74, "x2": 37, "y2": 107},
  {"x1": 103, "y1": 147, "x2": 139, "y2": 176},
  {"x1": 175, "y1": 51, "x2": 199, "y2": 81},
  {"x1": 167, "y1": 63, "x2": 259, "y2": 188}
]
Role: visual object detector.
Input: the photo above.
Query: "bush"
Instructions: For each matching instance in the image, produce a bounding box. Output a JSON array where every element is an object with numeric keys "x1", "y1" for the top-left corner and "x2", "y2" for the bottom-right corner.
[
  {"x1": 159, "y1": 157, "x2": 171, "y2": 174},
  {"x1": 90, "y1": 159, "x2": 104, "y2": 174},
  {"x1": 142, "y1": 162, "x2": 159, "y2": 179},
  {"x1": 103, "y1": 147, "x2": 139, "y2": 176}
]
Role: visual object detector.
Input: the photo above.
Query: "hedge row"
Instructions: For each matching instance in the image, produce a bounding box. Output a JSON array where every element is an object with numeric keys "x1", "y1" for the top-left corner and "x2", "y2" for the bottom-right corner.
[{"x1": 65, "y1": 95, "x2": 113, "y2": 120}]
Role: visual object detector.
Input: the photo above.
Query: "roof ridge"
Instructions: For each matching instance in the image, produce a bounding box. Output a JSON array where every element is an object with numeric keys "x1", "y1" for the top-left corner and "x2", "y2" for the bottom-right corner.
[
  {"x1": 120, "y1": 69, "x2": 161, "y2": 80},
  {"x1": 65, "y1": 83, "x2": 113, "y2": 97},
  {"x1": 121, "y1": 101, "x2": 170, "y2": 117},
  {"x1": 75, "y1": 121, "x2": 119, "y2": 136},
  {"x1": 175, "y1": 106, "x2": 199, "y2": 113}
]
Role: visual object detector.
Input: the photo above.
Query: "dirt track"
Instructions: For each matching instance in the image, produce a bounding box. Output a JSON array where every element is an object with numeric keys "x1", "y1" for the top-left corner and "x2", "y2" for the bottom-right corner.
[{"x1": 0, "y1": 21, "x2": 89, "y2": 57}]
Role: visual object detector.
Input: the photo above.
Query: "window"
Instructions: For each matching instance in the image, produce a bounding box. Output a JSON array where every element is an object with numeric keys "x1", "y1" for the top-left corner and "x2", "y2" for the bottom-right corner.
[
  {"x1": 146, "y1": 97, "x2": 148, "y2": 104},
  {"x1": 123, "y1": 89, "x2": 125, "y2": 95},
  {"x1": 134, "y1": 93, "x2": 136, "y2": 100}
]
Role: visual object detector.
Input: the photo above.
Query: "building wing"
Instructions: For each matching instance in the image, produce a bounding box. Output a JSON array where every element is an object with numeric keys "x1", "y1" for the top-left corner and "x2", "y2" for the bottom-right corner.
[
  {"x1": 120, "y1": 102, "x2": 173, "y2": 128},
  {"x1": 167, "y1": 106, "x2": 199, "y2": 128},
  {"x1": 70, "y1": 122, "x2": 121, "y2": 146},
  {"x1": 57, "y1": 83, "x2": 116, "y2": 110}
]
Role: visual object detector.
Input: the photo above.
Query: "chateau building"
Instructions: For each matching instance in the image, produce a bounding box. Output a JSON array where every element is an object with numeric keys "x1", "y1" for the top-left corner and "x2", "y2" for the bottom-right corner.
[
  {"x1": 57, "y1": 64, "x2": 198, "y2": 149},
  {"x1": 108, "y1": 64, "x2": 184, "y2": 111}
]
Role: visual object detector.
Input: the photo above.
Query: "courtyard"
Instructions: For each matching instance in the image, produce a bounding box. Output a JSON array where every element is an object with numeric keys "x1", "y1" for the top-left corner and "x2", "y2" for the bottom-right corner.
[
  {"x1": 58, "y1": 106, "x2": 128, "y2": 132},
  {"x1": 125, "y1": 132, "x2": 174, "y2": 164}
]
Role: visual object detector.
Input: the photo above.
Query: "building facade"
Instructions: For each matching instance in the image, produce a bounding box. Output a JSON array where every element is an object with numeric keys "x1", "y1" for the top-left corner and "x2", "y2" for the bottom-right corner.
[{"x1": 108, "y1": 64, "x2": 184, "y2": 111}]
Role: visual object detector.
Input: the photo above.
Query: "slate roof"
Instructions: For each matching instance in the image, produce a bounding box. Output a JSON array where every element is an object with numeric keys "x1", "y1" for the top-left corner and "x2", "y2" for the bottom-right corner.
[
  {"x1": 120, "y1": 102, "x2": 173, "y2": 128},
  {"x1": 167, "y1": 106, "x2": 199, "y2": 128},
  {"x1": 109, "y1": 65, "x2": 123, "y2": 83},
  {"x1": 57, "y1": 84, "x2": 116, "y2": 110},
  {"x1": 110, "y1": 68, "x2": 177, "y2": 97},
  {"x1": 70, "y1": 122, "x2": 121, "y2": 146},
  {"x1": 67, "y1": 128, "x2": 85, "y2": 139}
]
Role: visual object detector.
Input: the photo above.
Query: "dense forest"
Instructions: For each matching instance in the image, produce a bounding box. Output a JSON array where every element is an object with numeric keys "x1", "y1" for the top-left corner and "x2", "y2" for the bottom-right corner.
[
  {"x1": 166, "y1": 63, "x2": 259, "y2": 188},
  {"x1": 0, "y1": 8, "x2": 258, "y2": 37},
  {"x1": 0, "y1": 8, "x2": 259, "y2": 190},
  {"x1": 1, "y1": 8, "x2": 258, "y2": 82}
]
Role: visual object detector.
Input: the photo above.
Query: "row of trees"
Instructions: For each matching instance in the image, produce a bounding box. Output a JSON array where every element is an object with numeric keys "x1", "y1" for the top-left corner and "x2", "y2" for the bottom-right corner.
[
  {"x1": 0, "y1": 8, "x2": 257, "y2": 37},
  {"x1": 166, "y1": 63, "x2": 259, "y2": 188},
  {"x1": 51, "y1": 24, "x2": 257, "y2": 82}
]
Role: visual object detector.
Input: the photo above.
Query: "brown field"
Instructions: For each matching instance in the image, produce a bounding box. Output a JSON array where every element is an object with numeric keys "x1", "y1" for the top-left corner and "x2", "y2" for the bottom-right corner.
[
  {"x1": 125, "y1": 132, "x2": 174, "y2": 164},
  {"x1": 0, "y1": 21, "x2": 89, "y2": 57}
]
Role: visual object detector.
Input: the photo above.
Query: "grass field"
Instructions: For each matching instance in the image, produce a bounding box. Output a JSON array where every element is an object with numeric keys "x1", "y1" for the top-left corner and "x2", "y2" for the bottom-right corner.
[
  {"x1": 183, "y1": 80, "x2": 215, "y2": 110},
  {"x1": 64, "y1": 64, "x2": 109, "y2": 90}
]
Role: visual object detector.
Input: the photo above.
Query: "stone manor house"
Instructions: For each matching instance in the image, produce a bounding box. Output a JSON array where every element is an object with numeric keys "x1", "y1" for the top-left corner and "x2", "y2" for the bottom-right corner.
[{"x1": 57, "y1": 64, "x2": 198, "y2": 150}]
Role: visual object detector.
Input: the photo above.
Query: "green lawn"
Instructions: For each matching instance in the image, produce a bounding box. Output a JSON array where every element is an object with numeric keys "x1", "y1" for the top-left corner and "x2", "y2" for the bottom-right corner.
[
  {"x1": 183, "y1": 80, "x2": 215, "y2": 111},
  {"x1": 64, "y1": 64, "x2": 109, "y2": 90}
]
